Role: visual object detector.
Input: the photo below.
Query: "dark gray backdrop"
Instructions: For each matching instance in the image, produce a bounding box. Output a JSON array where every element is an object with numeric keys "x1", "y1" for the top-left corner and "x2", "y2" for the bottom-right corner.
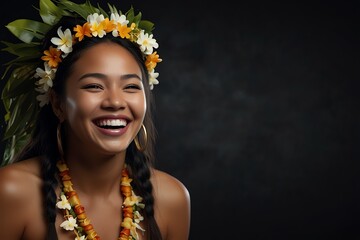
[{"x1": 0, "y1": 0, "x2": 358, "y2": 239}]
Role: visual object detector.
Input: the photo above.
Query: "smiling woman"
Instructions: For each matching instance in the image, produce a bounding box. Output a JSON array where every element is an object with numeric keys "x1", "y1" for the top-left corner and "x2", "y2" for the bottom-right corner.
[{"x1": 0, "y1": 0, "x2": 190, "y2": 239}]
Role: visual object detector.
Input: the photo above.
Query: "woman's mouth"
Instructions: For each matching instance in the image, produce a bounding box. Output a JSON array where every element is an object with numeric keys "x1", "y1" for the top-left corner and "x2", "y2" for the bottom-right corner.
[{"x1": 95, "y1": 119, "x2": 127, "y2": 129}]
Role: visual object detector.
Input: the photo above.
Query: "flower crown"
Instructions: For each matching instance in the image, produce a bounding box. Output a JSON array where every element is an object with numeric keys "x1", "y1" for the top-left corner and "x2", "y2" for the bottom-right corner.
[
  {"x1": 1, "y1": 0, "x2": 161, "y2": 164},
  {"x1": 36, "y1": 11, "x2": 162, "y2": 107}
]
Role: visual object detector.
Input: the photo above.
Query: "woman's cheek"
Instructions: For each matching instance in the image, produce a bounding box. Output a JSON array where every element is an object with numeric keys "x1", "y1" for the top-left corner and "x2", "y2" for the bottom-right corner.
[{"x1": 65, "y1": 97, "x2": 77, "y2": 122}]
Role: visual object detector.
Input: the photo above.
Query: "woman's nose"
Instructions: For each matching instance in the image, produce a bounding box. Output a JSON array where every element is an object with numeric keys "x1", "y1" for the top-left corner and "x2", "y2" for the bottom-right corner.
[{"x1": 101, "y1": 89, "x2": 126, "y2": 110}]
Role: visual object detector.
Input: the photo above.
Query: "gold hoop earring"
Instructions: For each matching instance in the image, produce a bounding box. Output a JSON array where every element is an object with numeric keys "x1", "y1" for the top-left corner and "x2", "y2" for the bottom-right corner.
[
  {"x1": 134, "y1": 124, "x2": 147, "y2": 152},
  {"x1": 57, "y1": 123, "x2": 64, "y2": 159}
]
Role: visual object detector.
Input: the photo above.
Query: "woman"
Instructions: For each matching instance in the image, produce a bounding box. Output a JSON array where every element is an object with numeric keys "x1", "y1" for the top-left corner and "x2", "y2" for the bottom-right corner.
[{"x1": 0, "y1": 0, "x2": 191, "y2": 239}]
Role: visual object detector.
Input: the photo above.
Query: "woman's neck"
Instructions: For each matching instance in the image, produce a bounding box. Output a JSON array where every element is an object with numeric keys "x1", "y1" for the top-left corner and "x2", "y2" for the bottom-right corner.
[{"x1": 63, "y1": 147, "x2": 126, "y2": 197}]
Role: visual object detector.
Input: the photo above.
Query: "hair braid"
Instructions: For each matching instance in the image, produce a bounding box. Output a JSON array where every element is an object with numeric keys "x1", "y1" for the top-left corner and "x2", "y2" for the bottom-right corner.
[
  {"x1": 127, "y1": 144, "x2": 162, "y2": 240},
  {"x1": 41, "y1": 154, "x2": 58, "y2": 239}
]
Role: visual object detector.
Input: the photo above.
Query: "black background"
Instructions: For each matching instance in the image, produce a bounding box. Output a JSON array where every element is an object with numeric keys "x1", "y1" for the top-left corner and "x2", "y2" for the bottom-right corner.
[{"x1": 0, "y1": 0, "x2": 359, "y2": 239}]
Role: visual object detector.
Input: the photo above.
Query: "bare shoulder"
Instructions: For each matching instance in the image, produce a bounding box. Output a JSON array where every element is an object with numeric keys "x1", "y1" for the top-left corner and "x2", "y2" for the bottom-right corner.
[
  {"x1": 0, "y1": 157, "x2": 43, "y2": 238},
  {"x1": 151, "y1": 168, "x2": 190, "y2": 206},
  {"x1": 0, "y1": 157, "x2": 42, "y2": 197},
  {"x1": 151, "y1": 168, "x2": 191, "y2": 240}
]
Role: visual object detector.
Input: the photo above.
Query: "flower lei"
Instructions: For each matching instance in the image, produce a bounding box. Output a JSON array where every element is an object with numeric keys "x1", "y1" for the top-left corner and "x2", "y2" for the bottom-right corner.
[
  {"x1": 56, "y1": 160, "x2": 145, "y2": 240},
  {"x1": 35, "y1": 11, "x2": 162, "y2": 107}
]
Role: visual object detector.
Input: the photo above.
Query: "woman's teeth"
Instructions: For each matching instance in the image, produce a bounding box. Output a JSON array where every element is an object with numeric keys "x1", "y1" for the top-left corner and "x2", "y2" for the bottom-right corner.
[{"x1": 97, "y1": 119, "x2": 127, "y2": 128}]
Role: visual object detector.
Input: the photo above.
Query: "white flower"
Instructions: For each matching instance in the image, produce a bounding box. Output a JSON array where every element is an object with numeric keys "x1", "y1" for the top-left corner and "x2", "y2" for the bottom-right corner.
[
  {"x1": 60, "y1": 216, "x2": 78, "y2": 231},
  {"x1": 56, "y1": 194, "x2": 71, "y2": 210},
  {"x1": 148, "y1": 69, "x2": 159, "y2": 90},
  {"x1": 134, "y1": 210, "x2": 144, "y2": 224},
  {"x1": 51, "y1": 27, "x2": 73, "y2": 54},
  {"x1": 36, "y1": 92, "x2": 49, "y2": 107},
  {"x1": 87, "y1": 13, "x2": 106, "y2": 37},
  {"x1": 34, "y1": 62, "x2": 55, "y2": 92},
  {"x1": 110, "y1": 12, "x2": 129, "y2": 37},
  {"x1": 87, "y1": 13, "x2": 105, "y2": 24},
  {"x1": 110, "y1": 12, "x2": 128, "y2": 25},
  {"x1": 136, "y1": 30, "x2": 158, "y2": 55}
]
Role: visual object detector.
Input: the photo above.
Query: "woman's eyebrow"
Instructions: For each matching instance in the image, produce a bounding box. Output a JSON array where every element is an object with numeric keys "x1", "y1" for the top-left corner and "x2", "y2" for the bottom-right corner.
[
  {"x1": 78, "y1": 73, "x2": 142, "y2": 81},
  {"x1": 79, "y1": 72, "x2": 106, "y2": 81},
  {"x1": 120, "y1": 73, "x2": 142, "y2": 81}
]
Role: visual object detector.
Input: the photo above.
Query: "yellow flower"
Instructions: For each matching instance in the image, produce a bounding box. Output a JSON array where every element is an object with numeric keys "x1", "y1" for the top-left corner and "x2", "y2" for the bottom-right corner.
[
  {"x1": 123, "y1": 191, "x2": 144, "y2": 208},
  {"x1": 145, "y1": 51, "x2": 162, "y2": 71},
  {"x1": 121, "y1": 175, "x2": 132, "y2": 186},
  {"x1": 87, "y1": 13, "x2": 106, "y2": 38},
  {"x1": 116, "y1": 23, "x2": 132, "y2": 39},
  {"x1": 102, "y1": 18, "x2": 115, "y2": 33}
]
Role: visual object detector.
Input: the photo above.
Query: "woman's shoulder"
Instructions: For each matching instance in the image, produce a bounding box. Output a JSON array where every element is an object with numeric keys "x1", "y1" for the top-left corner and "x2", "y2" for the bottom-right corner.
[
  {"x1": 0, "y1": 157, "x2": 44, "y2": 238},
  {"x1": 0, "y1": 157, "x2": 42, "y2": 200},
  {"x1": 150, "y1": 168, "x2": 191, "y2": 239},
  {"x1": 151, "y1": 168, "x2": 191, "y2": 205}
]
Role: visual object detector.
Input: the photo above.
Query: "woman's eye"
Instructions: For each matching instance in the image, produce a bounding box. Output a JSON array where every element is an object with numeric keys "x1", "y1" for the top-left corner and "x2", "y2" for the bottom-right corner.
[
  {"x1": 125, "y1": 84, "x2": 141, "y2": 90},
  {"x1": 82, "y1": 84, "x2": 103, "y2": 90}
]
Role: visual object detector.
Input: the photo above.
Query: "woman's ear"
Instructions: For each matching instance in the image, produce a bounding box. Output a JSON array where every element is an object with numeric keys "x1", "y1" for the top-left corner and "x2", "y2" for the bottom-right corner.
[{"x1": 49, "y1": 90, "x2": 65, "y2": 122}]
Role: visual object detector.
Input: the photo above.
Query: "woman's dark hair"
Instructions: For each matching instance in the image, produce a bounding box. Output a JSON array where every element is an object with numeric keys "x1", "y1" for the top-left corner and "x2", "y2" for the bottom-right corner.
[{"x1": 13, "y1": 16, "x2": 162, "y2": 240}]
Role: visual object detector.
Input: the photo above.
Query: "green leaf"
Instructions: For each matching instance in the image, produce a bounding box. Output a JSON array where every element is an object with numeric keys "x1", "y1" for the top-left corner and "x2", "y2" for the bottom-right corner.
[
  {"x1": 1, "y1": 41, "x2": 40, "y2": 57},
  {"x1": 6, "y1": 19, "x2": 51, "y2": 43},
  {"x1": 2, "y1": 129, "x2": 31, "y2": 165},
  {"x1": 2, "y1": 64, "x2": 37, "y2": 99},
  {"x1": 97, "y1": 3, "x2": 109, "y2": 17},
  {"x1": 139, "y1": 20, "x2": 155, "y2": 34},
  {"x1": 57, "y1": 0, "x2": 100, "y2": 19},
  {"x1": 125, "y1": 7, "x2": 136, "y2": 23},
  {"x1": 107, "y1": 3, "x2": 117, "y2": 14},
  {"x1": 132, "y1": 12, "x2": 142, "y2": 26},
  {"x1": 39, "y1": 0, "x2": 63, "y2": 25},
  {"x1": 4, "y1": 91, "x2": 36, "y2": 140}
]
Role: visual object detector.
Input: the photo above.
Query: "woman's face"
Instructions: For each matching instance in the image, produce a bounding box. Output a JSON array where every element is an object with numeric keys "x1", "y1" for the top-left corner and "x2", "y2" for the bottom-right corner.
[{"x1": 61, "y1": 41, "x2": 146, "y2": 155}]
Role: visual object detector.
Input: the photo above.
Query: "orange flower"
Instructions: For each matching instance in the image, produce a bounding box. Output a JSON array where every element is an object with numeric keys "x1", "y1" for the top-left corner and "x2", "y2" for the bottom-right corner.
[
  {"x1": 74, "y1": 22, "x2": 92, "y2": 41},
  {"x1": 145, "y1": 51, "x2": 162, "y2": 71},
  {"x1": 41, "y1": 46, "x2": 62, "y2": 68}
]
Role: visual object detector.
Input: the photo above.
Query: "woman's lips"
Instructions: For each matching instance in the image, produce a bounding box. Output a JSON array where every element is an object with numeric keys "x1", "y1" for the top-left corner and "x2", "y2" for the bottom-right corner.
[
  {"x1": 93, "y1": 116, "x2": 130, "y2": 136},
  {"x1": 94, "y1": 121, "x2": 130, "y2": 136}
]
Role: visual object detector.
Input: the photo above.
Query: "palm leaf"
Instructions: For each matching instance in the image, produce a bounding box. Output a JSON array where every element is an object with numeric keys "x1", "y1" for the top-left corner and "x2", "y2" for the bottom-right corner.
[
  {"x1": 6, "y1": 19, "x2": 51, "y2": 43},
  {"x1": 57, "y1": 0, "x2": 101, "y2": 19},
  {"x1": 4, "y1": 91, "x2": 37, "y2": 140},
  {"x1": 1, "y1": 41, "x2": 40, "y2": 57},
  {"x1": 39, "y1": 0, "x2": 64, "y2": 25}
]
